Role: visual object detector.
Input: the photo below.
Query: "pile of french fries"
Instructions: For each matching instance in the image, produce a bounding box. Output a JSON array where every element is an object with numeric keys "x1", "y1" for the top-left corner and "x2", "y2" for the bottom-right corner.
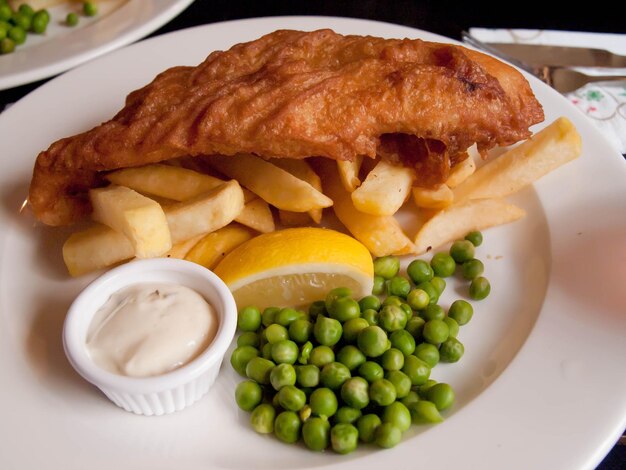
[{"x1": 61, "y1": 117, "x2": 581, "y2": 276}]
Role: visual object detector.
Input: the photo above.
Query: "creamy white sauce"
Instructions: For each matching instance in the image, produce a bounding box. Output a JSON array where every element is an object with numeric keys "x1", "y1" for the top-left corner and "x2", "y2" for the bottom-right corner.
[{"x1": 86, "y1": 283, "x2": 218, "y2": 378}]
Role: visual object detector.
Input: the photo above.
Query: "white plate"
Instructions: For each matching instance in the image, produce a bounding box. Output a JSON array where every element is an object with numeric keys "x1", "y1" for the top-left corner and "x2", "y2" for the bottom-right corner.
[
  {"x1": 0, "y1": 0, "x2": 195, "y2": 90},
  {"x1": 1, "y1": 16, "x2": 625, "y2": 470}
]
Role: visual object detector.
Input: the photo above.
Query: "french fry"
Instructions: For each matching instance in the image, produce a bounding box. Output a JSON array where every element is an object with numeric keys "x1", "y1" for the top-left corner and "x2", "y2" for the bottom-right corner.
[
  {"x1": 316, "y1": 159, "x2": 415, "y2": 257},
  {"x1": 165, "y1": 180, "x2": 244, "y2": 244},
  {"x1": 63, "y1": 181, "x2": 244, "y2": 276},
  {"x1": 453, "y1": 117, "x2": 582, "y2": 202},
  {"x1": 207, "y1": 154, "x2": 333, "y2": 213},
  {"x1": 106, "y1": 164, "x2": 270, "y2": 232},
  {"x1": 89, "y1": 185, "x2": 171, "y2": 258},
  {"x1": 185, "y1": 224, "x2": 255, "y2": 270},
  {"x1": 270, "y1": 158, "x2": 323, "y2": 223},
  {"x1": 337, "y1": 157, "x2": 363, "y2": 192},
  {"x1": 413, "y1": 198, "x2": 526, "y2": 254},
  {"x1": 351, "y1": 160, "x2": 415, "y2": 215},
  {"x1": 445, "y1": 155, "x2": 476, "y2": 188},
  {"x1": 412, "y1": 184, "x2": 454, "y2": 210},
  {"x1": 164, "y1": 234, "x2": 206, "y2": 259}
]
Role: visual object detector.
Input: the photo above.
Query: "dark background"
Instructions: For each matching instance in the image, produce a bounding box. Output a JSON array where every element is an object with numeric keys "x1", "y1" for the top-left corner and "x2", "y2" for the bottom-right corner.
[{"x1": 1, "y1": 1, "x2": 624, "y2": 467}]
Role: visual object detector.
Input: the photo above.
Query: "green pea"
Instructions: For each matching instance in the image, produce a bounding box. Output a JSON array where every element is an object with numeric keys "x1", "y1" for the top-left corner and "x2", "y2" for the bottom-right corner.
[
  {"x1": 416, "y1": 281, "x2": 439, "y2": 304},
  {"x1": 288, "y1": 318, "x2": 312, "y2": 343},
  {"x1": 408, "y1": 400, "x2": 443, "y2": 424},
  {"x1": 18, "y1": 4, "x2": 34, "y2": 17},
  {"x1": 373, "y1": 255, "x2": 400, "y2": 279},
  {"x1": 336, "y1": 345, "x2": 366, "y2": 371},
  {"x1": 359, "y1": 295, "x2": 381, "y2": 312},
  {"x1": 250, "y1": 403, "x2": 275, "y2": 434},
  {"x1": 309, "y1": 387, "x2": 338, "y2": 418},
  {"x1": 418, "y1": 379, "x2": 438, "y2": 398},
  {"x1": 388, "y1": 276, "x2": 411, "y2": 298},
  {"x1": 325, "y1": 287, "x2": 352, "y2": 312},
  {"x1": 274, "y1": 411, "x2": 301, "y2": 443},
  {"x1": 0, "y1": 5, "x2": 11, "y2": 22},
  {"x1": 275, "y1": 307, "x2": 300, "y2": 326},
  {"x1": 357, "y1": 325, "x2": 389, "y2": 358},
  {"x1": 31, "y1": 10, "x2": 48, "y2": 34},
  {"x1": 0, "y1": 25, "x2": 6, "y2": 41},
  {"x1": 295, "y1": 364, "x2": 320, "y2": 388},
  {"x1": 328, "y1": 423, "x2": 357, "y2": 455},
  {"x1": 237, "y1": 306, "x2": 261, "y2": 331},
  {"x1": 270, "y1": 363, "x2": 297, "y2": 390},
  {"x1": 465, "y1": 230, "x2": 483, "y2": 247},
  {"x1": 378, "y1": 305, "x2": 407, "y2": 332},
  {"x1": 369, "y1": 378, "x2": 396, "y2": 406},
  {"x1": 400, "y1": 302, "x2": 412, "y2": 318},
  {"x1": 308, "y1": 300, "x2": 326, "y2": 319},
  {"x1": 469, "y1": 276, "x2": 491, "y2": 300},
  {"x1": 230, "y1": 345, "x2": 259, "y2": 376},
  {"x1": 448, "y1": 299, "x2": 473, "y2": 325},
  {"x1": 278, "y1": 385, "x2": 306, "y2": 411},
  {"x1": 260, "y1": 306, "x2": 278, "y2": 327},
  {"x1": 261, "y1": 342, "x2": 273, "y2": 360},
  {"x1": 389, "y1": 329, "x2": 416, "y2": 356},
  {"x1": 12, "y1": 13, "x2": 31, "y2": 31},
  {"x1": 0, "y1": 37, "x2": 15, "y2": 54},
  {"x1": 83, "y1": 1, "x2": 98, "y2": 16},
  {"x1": 245, "y1": 357, "x2": 275, "y2": 385},
  {"x1": 358, "y1": 361, "x2": 384, "y2": 383},
  {"x1": 334, "y1": 406, "x2": 362, "y2": 424},
  {"x1": 66, "y1": 12, "x2": 79, "y2": 26},
  {"x1": 361, "y1": 308, "x2": 379, "y2": 326},
  {"x1": 302, "y1": 416, "x2": 330, "y2": 451},
  {"x1": 443, "y1": 317, "x2": 459, "y2": 338},
  {"x1": 235, "y1": 380, "x2": 263, "y2": 411},
  {"x1": 372, "y1": 275, "x2": 386, "y2": 295},
  {"x1": 309, "y1": 345, "x2": 335, "y2": 368},
  {"x1": 385, "y1": 370, "x2": 411, "y2": 398},
  {"x1": 430, "y1": 252, "x2": 456, "y2": 277},
  {"x1": 414, "y1": 343, "x2": 440, "y2": 368},
  {"x1": 462, "y1": 258, "x2": 484, "y2": 280},
  {"x1": 298, "y1": 340, "x2": 313, "y2": 364},
  {"x1": 265, "y1": 323, "x2": 288, "y2": 344},
  {"x1": 340, "y1": 377, "x2": 370, "y2": 410},
  {"x1": 450, "y1": 240, "x2": 475, "y2": 263},
  {"x1": 439, "y1": 337, "x2": 464, "y2": 363},
  {"x1": 375, "y1": 422, "x2": 402, "y2": 448},
  {"x1": 329, "y1": 296, "x2": 360, "y2": 322},
  {"x1": 8, "y1": 26, "x2": 26, "y2": 45},
  {"x1": 426, "y1": 382, "x2": 455, "y2": 411},
  {"x1": 342, "y1": 317, "x2": 369, "y2": 343},
  {"x1": 382, "y1": 295, "x2": 403, "y2": 307},
  {"x1": 423, "y1": 319, "x2": 449, "y2": 345},
  {"x1": 430, "y1": 276, "x2": 446, "y2": 295},
  {"x1": 407, "y1": 288, "x2": 430, "y2": 310},
  {"x1": 420, "y1": 304, "x2": 445, "y2": 321},
  {"x1": 402, "y1": 355, "x2": 431, "y2": 386},
  {"x1": 357, "y1": 413, "x2": 381, "y2": 443},
  {"x1": 381, "y1": 348, "x2": 404, "y2": 371},
  {"x1": 271, "y1": 340, "x2": 299, "y2": 364},
  {"x1": 313, "y1": 314, "x2": 342, "y2": 346},
  {"x1": 382, "y1": 401, "x2": 411, "y2": 432},
  {"x1": 405, "y1": 316, "x2": 425, "y2": 341},
  {"x1": 407, "y1": 259, "x2": 434, "y2": 284},
  {"x1": 400, "y1": 390, "x2": 420, "y2": 408},
  {"x1": 320, "y1": 362, "x2": 351, "y2": 390}
]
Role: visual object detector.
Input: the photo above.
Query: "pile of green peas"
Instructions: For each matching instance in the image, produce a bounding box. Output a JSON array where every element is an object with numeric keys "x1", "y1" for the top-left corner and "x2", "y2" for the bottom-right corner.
[
  {"x1": 0, "y1": 1, "x2": 98, "y2": 55},
  {"x1": 230, "y1": 231, "x2": 488, "y2": 454}
]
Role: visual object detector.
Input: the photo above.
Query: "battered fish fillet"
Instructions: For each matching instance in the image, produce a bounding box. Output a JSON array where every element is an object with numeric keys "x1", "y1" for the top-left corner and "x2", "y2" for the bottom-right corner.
[{"x1": 29, "y1": 29, "x2": 543, "y2": 226}]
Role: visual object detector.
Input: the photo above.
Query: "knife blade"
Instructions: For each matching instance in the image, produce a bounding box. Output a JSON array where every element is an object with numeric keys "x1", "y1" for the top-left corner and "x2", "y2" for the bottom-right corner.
[{"x1": 484, "y1": 43, "x2": 626, "y2": 68}]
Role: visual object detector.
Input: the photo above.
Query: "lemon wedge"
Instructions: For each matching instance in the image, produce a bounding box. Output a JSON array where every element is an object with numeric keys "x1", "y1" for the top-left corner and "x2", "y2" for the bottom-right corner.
[{"x1": 213, "y1": 228, "x2": 374, "y2": 309}]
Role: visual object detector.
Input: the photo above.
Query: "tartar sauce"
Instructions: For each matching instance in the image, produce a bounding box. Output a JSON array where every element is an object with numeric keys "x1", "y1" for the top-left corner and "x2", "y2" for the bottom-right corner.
[{"x1": 86, "y1": 283, "x2": 218, "y2": 377}]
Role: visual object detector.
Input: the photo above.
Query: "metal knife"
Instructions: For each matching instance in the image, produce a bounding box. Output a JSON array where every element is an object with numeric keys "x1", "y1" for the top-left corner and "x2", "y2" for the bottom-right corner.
[{"x1": 483, "y1": 43, "x2": 626, "y2": 68}]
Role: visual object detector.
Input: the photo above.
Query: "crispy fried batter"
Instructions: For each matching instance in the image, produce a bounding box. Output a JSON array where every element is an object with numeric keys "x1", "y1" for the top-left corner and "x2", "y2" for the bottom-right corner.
[{"x1": 29, "y1": 29, "x2": 543, "y2": 226}]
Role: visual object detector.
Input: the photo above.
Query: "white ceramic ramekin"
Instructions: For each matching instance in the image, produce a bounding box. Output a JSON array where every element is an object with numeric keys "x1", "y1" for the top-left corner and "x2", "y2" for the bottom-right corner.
[{"x1": 63, "y1": 258, "x2": 237, "y2": 416}]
